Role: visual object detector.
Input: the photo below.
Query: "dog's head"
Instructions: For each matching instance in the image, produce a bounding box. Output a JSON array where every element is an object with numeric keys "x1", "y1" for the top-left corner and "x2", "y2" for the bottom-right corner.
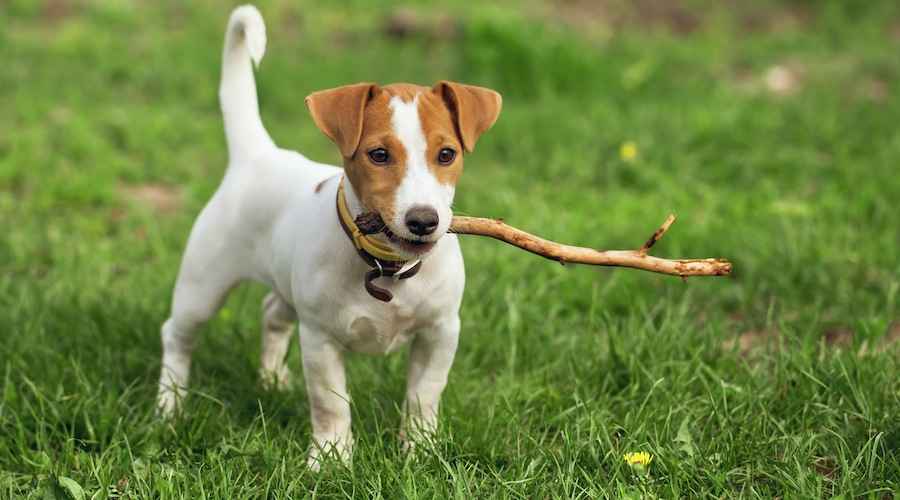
[{"x1": 306, "y1": 82, "x2": 501, "y2": 258}]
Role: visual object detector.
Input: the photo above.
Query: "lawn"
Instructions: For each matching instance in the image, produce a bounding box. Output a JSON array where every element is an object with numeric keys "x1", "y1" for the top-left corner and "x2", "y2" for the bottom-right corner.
[{"x1": 1, "y1": 0, "x2": 899, "y2": 497}]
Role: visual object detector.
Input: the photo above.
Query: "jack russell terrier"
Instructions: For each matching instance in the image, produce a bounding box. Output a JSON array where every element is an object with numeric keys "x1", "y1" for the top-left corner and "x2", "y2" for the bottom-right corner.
[{"x1": 156, "y1": 5, "x2": 501, "y2": 468}]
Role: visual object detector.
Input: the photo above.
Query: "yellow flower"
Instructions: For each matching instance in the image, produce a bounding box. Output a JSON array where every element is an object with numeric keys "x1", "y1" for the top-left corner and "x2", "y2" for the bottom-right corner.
[
  {"x1": 619, "y1": 141, "x2": 638, "y2": 162},
  {"x1": 623, "y1": 451, "x2": 653, "y2": 467}
]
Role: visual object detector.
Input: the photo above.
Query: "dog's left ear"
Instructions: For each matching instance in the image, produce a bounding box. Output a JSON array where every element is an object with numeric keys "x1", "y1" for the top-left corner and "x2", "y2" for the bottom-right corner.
[
  {"x1": 306, "y1": 83, "x2": 378, "y2": 158},
  {"x1": 433, "y1": 81, "x2": 502, "y2": 153}
]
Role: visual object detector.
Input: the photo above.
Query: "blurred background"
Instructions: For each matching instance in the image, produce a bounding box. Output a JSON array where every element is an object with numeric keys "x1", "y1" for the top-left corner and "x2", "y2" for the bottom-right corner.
[{"x1": 1, "y1": 0, "x2": 898, "y2": 497}]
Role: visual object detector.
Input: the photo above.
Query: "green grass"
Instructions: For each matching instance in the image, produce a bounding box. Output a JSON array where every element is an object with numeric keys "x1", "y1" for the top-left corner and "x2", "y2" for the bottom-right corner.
[{"x1": 2, "y1": 0, "x2": 899, "y2": 497}]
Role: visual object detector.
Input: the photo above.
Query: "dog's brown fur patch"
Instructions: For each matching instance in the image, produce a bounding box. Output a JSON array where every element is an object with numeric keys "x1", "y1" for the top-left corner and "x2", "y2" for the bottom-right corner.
[
  {"x1": 342, "y1": 85, "x2": 412, "y2": 225},
  {"x1": 417, "y1": 89, "x2": 465, "y2": 187}
]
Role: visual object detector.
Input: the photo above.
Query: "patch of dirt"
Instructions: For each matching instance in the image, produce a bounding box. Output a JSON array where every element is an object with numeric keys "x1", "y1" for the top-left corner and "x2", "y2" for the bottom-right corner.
[
  {"x1": 890, "y1": 20, "x2": 900, "y2": 42},
  {"x1": 549, "y1": 0, "x2": 701, "y2": 36},
  {"x1": 118, "y1": 183, "x2": 183, "y2": 214},
  {"x1": 549, "y1": 0, "x2": 612, "y2": 32},
  {"x1": 109, "y1": 206, "x2": 127, "y2": 224},
  {"x1": 722, "y1": 328, "x2": 781, "y2": 357},
  {"x1": 859, "y1": 78, "x2": 890, "y2": 103},
  {"x1": 278, "y1": 5, "x2": 304, "y2": 37},
  {"x1": 43, "y1": 0, "x2": 76, "y2": 24},
  {"x1": 738, "y1": 4, "x2": 812, "y2": 34},
  {"x1": 730, "y1": 64, "x2": 758, "y2": 92},
  {"x1": 822, "y1": 326, "x2": 854, "y2": 349},
  {"x1": 382, "y1": 8, "x2": 460, "y2": 41}
]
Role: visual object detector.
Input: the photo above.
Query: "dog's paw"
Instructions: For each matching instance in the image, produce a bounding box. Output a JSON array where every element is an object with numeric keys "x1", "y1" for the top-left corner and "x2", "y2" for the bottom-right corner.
[
  {"x1": 306, "y1": 435, "x2": 353, "y2": 472},
  {"x1": 259, "y1": 366, "x2": 293, "y2": 391},
  {"x1": 155, "y1": 389, "x2": 181, "y2": 419},
  {"x1": 306, "y1": 449, "x2": 324, "y2": 473},
  {"x1": 399, "y1": 425, "x2": 437, "y2": 456},
  {"x1": 400, "y1": 411, "x2": 441, "y2": 461}
]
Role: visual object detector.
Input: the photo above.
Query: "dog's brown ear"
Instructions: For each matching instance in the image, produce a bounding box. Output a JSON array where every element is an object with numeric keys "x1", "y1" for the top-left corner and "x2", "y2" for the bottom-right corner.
[
  {"x1": 306, "y1": 83, "x2": 378, "y2": 158},
  {"x1": 433, "y1": 81, "x2": 502, "y2": 152}
]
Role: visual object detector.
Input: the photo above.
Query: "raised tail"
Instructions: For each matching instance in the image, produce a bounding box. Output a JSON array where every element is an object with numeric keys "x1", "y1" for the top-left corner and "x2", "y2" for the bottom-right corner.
[{"x1": 220, "y1": 5, "x2": 274, "y2": 163}]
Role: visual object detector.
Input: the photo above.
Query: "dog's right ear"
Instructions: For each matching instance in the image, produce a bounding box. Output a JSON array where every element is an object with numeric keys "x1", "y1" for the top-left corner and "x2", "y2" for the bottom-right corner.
[{"x1": 305, "y1": 83, "x2": 378, "y2": 158}]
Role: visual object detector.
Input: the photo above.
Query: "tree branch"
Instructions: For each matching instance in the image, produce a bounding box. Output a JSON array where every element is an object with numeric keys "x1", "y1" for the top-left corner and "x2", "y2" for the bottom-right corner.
[{"x1": 449, "y1": 214, "x2": 732, "y2": 277}]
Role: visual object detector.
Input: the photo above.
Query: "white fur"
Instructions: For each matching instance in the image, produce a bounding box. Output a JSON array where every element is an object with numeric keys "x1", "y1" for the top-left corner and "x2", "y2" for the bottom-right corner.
[
  {"x1": 157, "y1": 5, "x2": 464, "y2": 471},
  {"x1": 388, "y1": 96, "x2": 455, "y2": 241},
  {"x1": 219, "y1": 5, "x2": 273, "y2": 162}
]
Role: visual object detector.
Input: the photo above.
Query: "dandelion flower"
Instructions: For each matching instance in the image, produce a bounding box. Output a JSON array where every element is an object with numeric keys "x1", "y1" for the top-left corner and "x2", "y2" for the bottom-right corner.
[
  {"x1": 623, "y1": 451, "x2": 653, "y2": 467},
  {"x1": 619, "y1": 141, "x2": 638, "y2": 162}
]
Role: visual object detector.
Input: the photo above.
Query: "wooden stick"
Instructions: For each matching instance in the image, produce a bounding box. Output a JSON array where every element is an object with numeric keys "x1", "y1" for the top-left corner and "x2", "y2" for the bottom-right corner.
[{"x1": 449, "y1": 214, "x2": 732, "y2": 277}]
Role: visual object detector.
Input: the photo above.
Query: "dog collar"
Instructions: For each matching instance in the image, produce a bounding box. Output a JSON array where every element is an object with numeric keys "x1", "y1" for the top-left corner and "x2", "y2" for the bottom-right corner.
[
  {"x1": 336, "y1": 179, "x2": 421, "y2": 302},
  {"x1": 337, "y1": 181, "x2": 405, "y2": 262}
]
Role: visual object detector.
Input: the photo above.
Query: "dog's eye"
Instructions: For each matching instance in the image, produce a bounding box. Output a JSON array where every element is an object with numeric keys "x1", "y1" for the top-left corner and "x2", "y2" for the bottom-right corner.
[
  {"x1": 437, "y1": 148, "x2": 456, "y2": 165},
  {"x1": 367, "y1": 148, "x2": 390, "y2": 165}
]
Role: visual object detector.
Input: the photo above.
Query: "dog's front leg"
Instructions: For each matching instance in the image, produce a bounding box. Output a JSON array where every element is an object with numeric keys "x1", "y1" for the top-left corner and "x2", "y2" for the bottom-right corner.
[
  {"x1": 402, "y1": 315, "x2": 460, "y2": 450},
  {"x1": 299, "y1": 330, "x2": 352, "y2": 470}
]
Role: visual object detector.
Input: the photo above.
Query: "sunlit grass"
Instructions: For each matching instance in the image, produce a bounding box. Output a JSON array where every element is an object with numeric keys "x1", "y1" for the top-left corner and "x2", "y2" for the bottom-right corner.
[{"x1": 1, "y1": 1, "x2": 898, "y2": 497}]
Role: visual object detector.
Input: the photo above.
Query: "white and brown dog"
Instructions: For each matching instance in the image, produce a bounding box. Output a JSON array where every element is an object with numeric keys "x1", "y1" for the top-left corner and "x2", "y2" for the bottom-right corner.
[{"x1": 156, "y1": 5, "x2": 501, "y2": 468}]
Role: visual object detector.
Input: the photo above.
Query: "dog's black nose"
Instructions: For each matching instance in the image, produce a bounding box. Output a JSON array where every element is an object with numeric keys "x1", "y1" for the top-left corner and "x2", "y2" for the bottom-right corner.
[{"x1": 405, "y1": 206, "x2": 439, "y2": 236}]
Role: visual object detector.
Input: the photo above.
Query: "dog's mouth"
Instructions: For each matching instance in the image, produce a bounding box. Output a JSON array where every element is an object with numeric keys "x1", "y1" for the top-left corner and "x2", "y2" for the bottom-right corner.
[
  {"x1": 354, "y1": 211, "x2": 437, "y2": 256},
  {"x1": 383, "y1": 226, "x2": 437, "y2": 255}
]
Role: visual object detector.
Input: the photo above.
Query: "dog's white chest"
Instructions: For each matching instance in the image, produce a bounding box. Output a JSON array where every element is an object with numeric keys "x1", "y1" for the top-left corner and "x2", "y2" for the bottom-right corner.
[
  {"x1": 338, "y1": 301, "x2": 420, "y2": 354},
  {"x1": 288, "y1": 232, "x2": 464, "y2": 356}
]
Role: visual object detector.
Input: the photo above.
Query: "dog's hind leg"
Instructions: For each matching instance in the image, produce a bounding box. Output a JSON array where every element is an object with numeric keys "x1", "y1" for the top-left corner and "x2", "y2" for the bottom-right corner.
[
  {"x1": 259, "y1": 291, "x2": 297, "y2": 390},
  {"x1": 156, "y1": 229, "x2": 241, "y2": 416}
]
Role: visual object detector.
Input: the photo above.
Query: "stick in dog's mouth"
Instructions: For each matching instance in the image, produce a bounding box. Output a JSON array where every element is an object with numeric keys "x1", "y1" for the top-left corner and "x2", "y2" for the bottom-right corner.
[
  {"x1": 357, "y1": 211, "x2": 732, "y2": 277},
  {"x1": 354, "y1": 212, "x2": 387, "y2": 235}
]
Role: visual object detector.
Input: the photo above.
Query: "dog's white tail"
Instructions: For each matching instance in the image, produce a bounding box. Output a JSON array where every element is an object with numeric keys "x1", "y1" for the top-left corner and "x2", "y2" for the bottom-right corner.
[{"x1": 220, "y1": 5, "x2": 274, "y2": 163}]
